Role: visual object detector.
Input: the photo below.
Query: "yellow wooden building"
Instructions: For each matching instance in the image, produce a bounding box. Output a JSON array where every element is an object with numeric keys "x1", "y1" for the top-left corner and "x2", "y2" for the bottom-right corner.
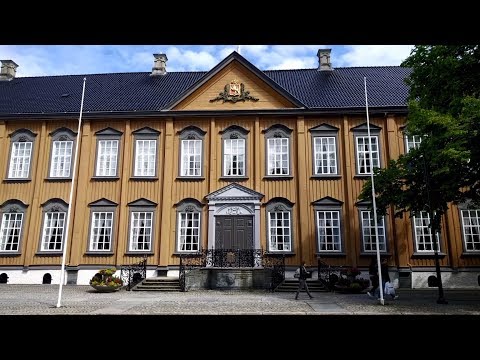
[{"x1": 0, "y1": 50, "x2": 478, "y2": 289}]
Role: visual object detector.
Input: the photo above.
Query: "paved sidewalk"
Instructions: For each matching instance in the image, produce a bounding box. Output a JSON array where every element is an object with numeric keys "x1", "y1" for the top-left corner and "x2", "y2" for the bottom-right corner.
[{"x1": 1, "y1": 285, "x2": 480, "y2": 315}]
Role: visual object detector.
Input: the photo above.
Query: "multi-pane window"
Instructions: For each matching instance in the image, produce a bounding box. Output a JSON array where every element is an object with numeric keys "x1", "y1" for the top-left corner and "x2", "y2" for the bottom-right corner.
[
  {"x1": 127, "y1": 198, "x2": 157, "y2": 253},
  {"x1": 264, "y1": 124, "x2": 292, "y2": 177},
  {"x1": 356, "y1": 136, "x2": 379, "y2": 175},
  {"x1": 313, "y1": 196, "x2": 344, "y2": 253},
  {"x1": 352, "y1": 123, "x2": 381, "y2": 176},
  {"x1": 405, "y1": 135, "x2": 422, "y2": 153},
  {"x1": 129, "y1": 212, "x2": 153, "y2": 251},
  {"x1": 94, "y1": 127, "x2": 123, "y2": 178},
  {"x1": 266, "y1": 199, "x2": 293, "y2": 252},
  {"x1": 267, "y1": 138, "x2": 289, "y2": 175},
  {"x1": 314, "y1": 137, "x2": 337, "y2": 175},
  {"x1": 360, "y1": 210, "x2": 386, "y2": 252},
  {"x1": 135, "y1": 140, "x2": 157, "y2": 177},
  {"x1": 132, "y1": 127, "x2": 160, "y2": 178},
  {"x1": 181, "y1": 140, "x2": 202, "y2": 176},
  {"x1": 176, "y1": 199, "x2": 203, "y2": 252},
  {"x1": 224, "y1": 139, "x2": 245, "y2": 176},
  {"x1": 413, "y1": 211, "x2": 437, "y2": 252},
  {"x1": 90, "y1": 212, "x2": 113, "y2": 251},
  {"x1": 39, "y1": 199, "x2": 68, "y2": 252},
  {"x1": 0, "y1": 200, "x2": 27, "y2": 253},
  {"x1": 221, "y1": 125, "x2": 249, "y2": 178},
  {"x1": 42, "y1": 212, "x2": 66, "y2": 251},
  {"x1": 461, "y1": 209, "x2": 480, "y2": 252},
  {"x1": 7, "y1": 129, "x2": 36, "y2": 179},
  {"x1": 96, "y1": 140, "x2": 119, "y2": 176},
  {"x1": 178, "y1": 126, "x2": 205, "y2": 178},
  {"x1": 309, "y1": 124, "x2": 340, "y2": 176},
  {"x1": 50, "y1": 141, "x2": 73, "y2": 177},
  {"x1": 48, "y1": 128, "x2": 77, "y2": 179}
]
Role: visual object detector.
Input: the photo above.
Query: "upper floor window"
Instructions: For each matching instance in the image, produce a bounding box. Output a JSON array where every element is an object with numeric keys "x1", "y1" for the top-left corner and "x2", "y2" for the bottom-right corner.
[
  {"x1": 48, "y1": 127, "x2": 77, "y2": 179},
  {"x1": 0, "y1": 199, "x2": 28, "y2": 253},
  {"x1": 356, "y1": 201, "x2": 387, "y2": 253},
  {"x1": 352, "y1": 123, "x2": 382, "y2": 176},
  {"x1": 178, "y1": 126, "x2": 206, "y2": 178},
  {"x1": 459, "y1": 207, "x2": 480, "y2": 253},
  {"x1": 94, "y1": 127, "x2": 123, "y2": 178},
  {"x1": 132, "y1": 127, "x2": 160, "y2": 178},
  {"x1": 127, "y1": 198, "x2": 157, "y2": 253},
  {"x1": 7, "y1": 129, "x2": 37, "y2": 180},
  {"x1": 405, "y1": 134, "x2": 422, "y2": 153},
  {"x1": 175, "y1": 198, "x2": 203, "y2": 252},
  {"x1": 221, "y1": 125, "x2": 249, "y2": 179},
  {"x1": 265, "y1": 197, "x2": 294, "y2": 252},
  {"x1": 263, "y1": 124, "x2": 293, "y2": 177},
  {"x1": 412, "y1": 211, "x2": 440, "y2": 253},
  {"x1": 39, "y1": 199, "x2": 68, "y2": 253},
  {"x1": 309, "y1": 124, "x2": 340, "y2": 177},
  {"x1": 313, "y1": 196, "x2": 344, "y2": 253},
  {"x1": 87, "y1": 198, "x2": 118, "y2": 253}
]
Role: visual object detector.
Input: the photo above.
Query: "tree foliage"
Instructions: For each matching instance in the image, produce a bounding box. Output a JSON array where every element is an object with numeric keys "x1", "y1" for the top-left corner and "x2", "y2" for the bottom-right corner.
[{"x1": 359, "y1": 45, "x2": 480, "y2": 232}]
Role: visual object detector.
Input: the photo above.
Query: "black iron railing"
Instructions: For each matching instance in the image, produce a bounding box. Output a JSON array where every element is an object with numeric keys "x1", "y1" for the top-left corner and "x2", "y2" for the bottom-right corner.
[
  {"x1": 121, "y1": 255, "x2": 147, "y2": 291},
  {"x1": 178, "y1": 249, "x2": 285, "y2": 292},
  {"x1": 317, "y1": 258, "x2": 343, "y2": 291}
]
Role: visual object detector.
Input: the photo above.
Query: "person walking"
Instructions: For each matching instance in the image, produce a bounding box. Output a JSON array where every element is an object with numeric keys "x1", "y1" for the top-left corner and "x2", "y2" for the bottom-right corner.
[{"x1": 295, "y1": 260, "x2": 314, "y2": 300}]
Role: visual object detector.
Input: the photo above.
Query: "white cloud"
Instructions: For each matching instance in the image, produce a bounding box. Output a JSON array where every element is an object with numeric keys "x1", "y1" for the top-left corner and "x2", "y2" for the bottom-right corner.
[{"x1": 337, "y1": 45, "x2": 414, "y2": 67}]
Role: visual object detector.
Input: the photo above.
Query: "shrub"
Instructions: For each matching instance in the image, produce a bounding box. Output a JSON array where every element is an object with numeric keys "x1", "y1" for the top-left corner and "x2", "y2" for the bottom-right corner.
[{"x1": 89, "y1": 267, "x2": 123, "y2": 288}]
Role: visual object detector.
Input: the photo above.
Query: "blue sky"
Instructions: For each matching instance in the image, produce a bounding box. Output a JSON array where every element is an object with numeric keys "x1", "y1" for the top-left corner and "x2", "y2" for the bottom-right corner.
[{"x1": 0, "y1": 45, "x2": 414, "y2": 77}]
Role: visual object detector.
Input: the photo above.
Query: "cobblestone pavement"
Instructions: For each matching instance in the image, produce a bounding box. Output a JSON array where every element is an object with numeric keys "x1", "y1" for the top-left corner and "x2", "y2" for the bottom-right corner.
[{"x1": 1, "y1": 285, "x2": 480, "y2": 315}]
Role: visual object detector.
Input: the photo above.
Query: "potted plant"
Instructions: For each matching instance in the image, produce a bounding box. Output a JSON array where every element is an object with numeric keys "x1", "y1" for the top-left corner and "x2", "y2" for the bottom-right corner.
[
  {"x1": 89, "y1": 267, "x2": 123, "y2": 292},
  {"x1": 334, "y1": 267, "x2": 369, "y2": 293}
]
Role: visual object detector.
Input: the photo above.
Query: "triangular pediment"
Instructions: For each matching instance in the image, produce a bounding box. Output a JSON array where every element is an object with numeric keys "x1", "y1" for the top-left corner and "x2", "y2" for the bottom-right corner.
[
  {"x1": 168, "y1": 51, "x2": 304, "y2": 111},
  {"x1": 206, "y1": 183, "x2": 264, "y2": 201}
]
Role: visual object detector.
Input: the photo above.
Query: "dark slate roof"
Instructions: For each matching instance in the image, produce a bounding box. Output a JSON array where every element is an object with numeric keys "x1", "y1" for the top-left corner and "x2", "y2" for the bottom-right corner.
[{"x1": 0, "y1": 66, "x2": 411, "y2": 116}]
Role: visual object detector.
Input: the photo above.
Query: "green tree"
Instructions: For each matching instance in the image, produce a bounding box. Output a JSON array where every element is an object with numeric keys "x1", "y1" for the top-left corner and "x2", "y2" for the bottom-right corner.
[{"x1": 359, "y1": 45, "x2": 480, "y2": 303}]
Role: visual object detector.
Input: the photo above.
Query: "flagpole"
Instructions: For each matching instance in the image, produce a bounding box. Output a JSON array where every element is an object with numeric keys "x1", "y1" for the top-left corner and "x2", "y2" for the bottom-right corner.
[
  {"x1": 56, "y1": 77, "x2": 86, "y2": 308},
  {"x1": 364, "y1": 77, "x2": 384, "y2": 305}
]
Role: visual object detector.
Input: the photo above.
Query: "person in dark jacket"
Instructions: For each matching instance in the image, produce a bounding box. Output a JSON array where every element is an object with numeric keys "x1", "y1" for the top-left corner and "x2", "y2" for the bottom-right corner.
[
  {"x1": 295, "y1": 260, "x2": 314, "y2": 300},
  {"x1": 367, "y1": 258, "x2": 398, "y2": 299}
]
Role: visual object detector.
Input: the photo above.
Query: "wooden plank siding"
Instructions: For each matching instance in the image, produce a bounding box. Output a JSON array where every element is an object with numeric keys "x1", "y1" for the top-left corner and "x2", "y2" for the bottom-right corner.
[{"x1": 1, "y1": 113, "x2": 480, "y2": 271}]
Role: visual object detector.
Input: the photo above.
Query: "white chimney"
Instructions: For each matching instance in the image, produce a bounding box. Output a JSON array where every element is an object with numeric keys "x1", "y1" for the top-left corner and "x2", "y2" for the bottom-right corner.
[
  {"x1": 151, "y1": 53, "x2": 167, "y2": 76},
  {"x1": 0, "y1": 60, "x2": 19, "y2": 81},
  {"x1": 317, "y1": 49, "x2": 333, "y2": 71}
]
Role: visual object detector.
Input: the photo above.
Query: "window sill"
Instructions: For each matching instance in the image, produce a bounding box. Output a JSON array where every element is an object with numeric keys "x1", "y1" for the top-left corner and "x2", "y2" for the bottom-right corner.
[
  {"x1": 353, "y1": 175, "x2": 374, "y2": 179},
  {"x1": 45, "y1": 177, "x2": 72, "y2": 182},
  {"x1": 176, "y1": 176, "x2": 205, "y2": 182},
  {"x1": 219, "y1": 176, "x2": 248, "y2": 182},
  {"x1": 264, "y1": 251, "x2": 295, "y2": 256},
  {"x1": 3, "y1": 178, "x2": 31, "y2": 183},
  {"x1": 35, "y1": 252, "x2": 63, "y2": 256},
  {"x1": 411, "y1": 252, "x2": 447, "y2": 259},
  {"x1": 172, "y1": 251, "x2": 202, "y2": 256},
  {"x1": 130, "y1": 177, "x2": 158, "y2": 181},
  {"x1": 91, "y1": 176, "x2": 120, "y2": 181},
  {"x1": 360, "y1": 252, "x2": 391, "y2": 257},
  {"x1": 84, "y1": 251, "x2": 114, "y2": 256},
  {"x1": 315, "y1": 252, "x2": 346, "y2": 257},
  {"x1": 310, "y1": 175, "x2": 342, "y2": 180},
  {"x1": 0, "y1": 252, "x2": 21, "y2": 257},
  {"x1": 460, "y1": 252, "x2": 480, "y2": 257},
  {"x1": 124, "y1": 251, "x2": 154, "y2": 256},
  {"x1": 263, "y1": 175, "x2": 294, "y2": 180}
]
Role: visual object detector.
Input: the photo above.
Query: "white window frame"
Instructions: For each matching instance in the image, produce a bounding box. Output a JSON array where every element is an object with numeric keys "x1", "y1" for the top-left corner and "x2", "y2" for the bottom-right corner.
[
  {"x1": 460, "y1": 209, "x2": 480, "y2": 252},
  {"x1": 309, "y1": 123, "x2": 340, "y2": 177},
  {"x1": 89, "y1": 212, "x2": 114, "y2": 251},
  {"x1": 360, "y1": 210, "x2": 387, "y2": 253},
  {"x1": 356, "y1": 136, "x2": 380, "y2": 175},
  {"x1": 413, "y1": 211, "x2": 438, "y2": 252},
  {"x1": 175, "y1": 199, "x2": 203, "y2": 253},
  {"x1": 313, "y1": 197, "x2": 344, "y2": 253},
  {"x1": 50, "y1": 140, "x2": 73, "y2": 178},
  {"x1": 221, "y1": 125, "x2": 249, "y2": 178},
  {"x1": 0, "y1": 200, "x2": 27, "y2": 253},
  {"x1": 96, "y1": 139, "x2": 119, "y2": 177},
  {"x1": 265, "y1": 198, "x2": 294, "y2": 252},
  {"x1": 263, "y1": 124, "x2": 293, "y2": 177},
  {"x1": 405, "y1": 134, "x2": 422, "y2": 153},
  {"x1": 127, "y1": 198, "x2": 157, "y2": 253},
  {"x1": 132, "y1": 127, "x2": 160, "y2": 179},
  {"x1": 7, "y1": 129, "x2": 36, "y2": 180},
  {"x1": 178, "y1": 126, "x2": 206, "y2": 178}
]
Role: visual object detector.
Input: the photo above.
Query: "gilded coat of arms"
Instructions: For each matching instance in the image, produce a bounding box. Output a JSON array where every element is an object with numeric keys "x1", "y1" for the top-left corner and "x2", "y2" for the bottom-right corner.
[{"x1": 210, "y1": 79, "x2": 259, "y2": 103}]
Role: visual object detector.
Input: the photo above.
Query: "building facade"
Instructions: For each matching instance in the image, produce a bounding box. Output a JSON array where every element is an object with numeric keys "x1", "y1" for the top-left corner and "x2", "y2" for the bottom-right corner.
[{"x1": 0, "y1": 50, "x2": 479, "y2": 288}]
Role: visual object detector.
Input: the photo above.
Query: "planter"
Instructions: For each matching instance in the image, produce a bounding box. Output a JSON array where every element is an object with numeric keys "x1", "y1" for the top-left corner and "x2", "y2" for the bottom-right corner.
[{"x1": 91, "y1": 284, "x2": 121, "y2": 293}]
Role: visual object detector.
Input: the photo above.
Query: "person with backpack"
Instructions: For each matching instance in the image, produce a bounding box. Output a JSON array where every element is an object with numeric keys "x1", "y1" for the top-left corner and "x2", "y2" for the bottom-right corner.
[{"x1": 295, "y1": 260, "x2": 314, "y2": 300}]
